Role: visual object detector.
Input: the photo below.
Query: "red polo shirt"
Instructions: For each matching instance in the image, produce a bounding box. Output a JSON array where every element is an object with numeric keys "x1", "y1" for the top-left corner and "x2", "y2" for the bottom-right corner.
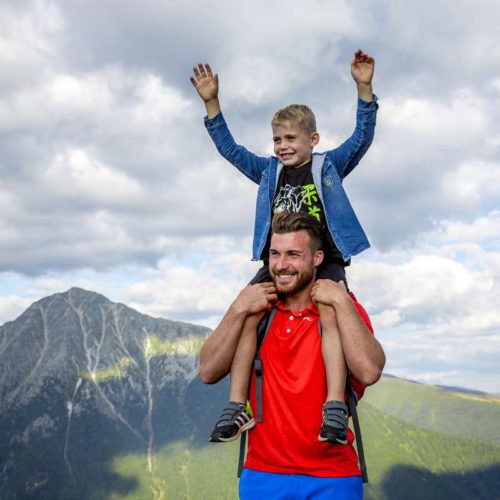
[{"x1": 245, "y1": 294, "x2": 373, "y2": 477}]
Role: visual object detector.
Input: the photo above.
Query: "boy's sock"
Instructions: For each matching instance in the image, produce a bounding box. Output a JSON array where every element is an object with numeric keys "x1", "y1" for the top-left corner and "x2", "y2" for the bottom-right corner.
[
  {"x1": 318, "y1": 400, "x2": 348, "y2": 444},
  {"x1": 209, "y1": 401, "x2": 255, "y2": 443}
]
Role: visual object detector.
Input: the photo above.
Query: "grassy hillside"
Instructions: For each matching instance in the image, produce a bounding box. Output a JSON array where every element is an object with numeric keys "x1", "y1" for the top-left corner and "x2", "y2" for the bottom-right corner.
[
  {"x1": 364, "y1": 375, "x2": 500, "y2": 445},
  {"x1": 107, "y1": 384, "x2": 500, "y2": 499},
  {"x1": 110, "y1": 440, "x2": 242, "y2": 500},
  {"x1": 359, "y1": 403, "x2": 500, "y2": 499}
]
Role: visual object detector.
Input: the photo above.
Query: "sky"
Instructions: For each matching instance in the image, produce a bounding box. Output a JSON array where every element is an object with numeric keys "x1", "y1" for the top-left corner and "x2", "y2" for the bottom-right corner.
[{"x1": 1, "y1": 0, "x2": 499, "y2": 394}]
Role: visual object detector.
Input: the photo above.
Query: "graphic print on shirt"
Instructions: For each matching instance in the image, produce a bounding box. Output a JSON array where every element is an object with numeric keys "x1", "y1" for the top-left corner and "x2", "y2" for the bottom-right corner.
[{"x1": 273, "y1": 183, "x2": 322, "y2": 222}]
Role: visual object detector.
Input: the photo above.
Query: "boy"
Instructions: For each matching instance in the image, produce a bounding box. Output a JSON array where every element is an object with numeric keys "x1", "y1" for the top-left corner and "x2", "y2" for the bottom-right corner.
[{"x1": 190, "y1": 50, "x2": 378, "y2": 445}]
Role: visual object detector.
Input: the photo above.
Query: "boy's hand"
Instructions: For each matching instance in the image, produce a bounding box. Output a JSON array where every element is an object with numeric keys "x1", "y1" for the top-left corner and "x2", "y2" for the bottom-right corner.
[
  {"x1": 351, "y1": 50, "x2": 374, "y2": 102},
  {"x1": 190, "y1": 63, "x2": 219, "y2": 103},
  {"x1": 233, "y1": 282, "x2": 278, "y2": 316},
  {"x1": 351, "y1": 49, "x2": 375, "y2": 86},
  {"x1": 311, "y1": 279, "x2": 349, "y2": 307}
]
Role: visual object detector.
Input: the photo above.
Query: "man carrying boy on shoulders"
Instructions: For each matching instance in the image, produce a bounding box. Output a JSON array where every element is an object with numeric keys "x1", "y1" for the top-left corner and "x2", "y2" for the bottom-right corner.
[{"x1": 200, "y1": 212, "x2": 385, "y2": 500}]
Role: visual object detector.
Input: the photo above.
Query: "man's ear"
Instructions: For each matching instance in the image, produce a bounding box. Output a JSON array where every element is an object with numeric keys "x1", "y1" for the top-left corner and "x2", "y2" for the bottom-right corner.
[
  {"x1": 310, "y1": 132, "x2": 320, "y2": 147},
  {"x1": 313, "y1": 250, "x2": 324, "y2": 267}
]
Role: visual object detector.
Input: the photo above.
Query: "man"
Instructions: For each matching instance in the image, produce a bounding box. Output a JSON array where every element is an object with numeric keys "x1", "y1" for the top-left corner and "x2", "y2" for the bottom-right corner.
[{"x1": 199, "y1": 212, "x2": 385, "y2": 499}]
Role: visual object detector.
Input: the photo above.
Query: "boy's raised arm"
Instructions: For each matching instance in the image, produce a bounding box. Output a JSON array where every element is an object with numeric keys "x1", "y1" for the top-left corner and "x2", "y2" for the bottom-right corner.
[
  {"x1": 327, "y1": 49, "x2": 377, "y2": 179},
  {"x1": 351, "y1": 49, "x2": 375, "y2": 102},
  {"x1": 190, "y1": 63, "x2": 221, "y2": 119}
]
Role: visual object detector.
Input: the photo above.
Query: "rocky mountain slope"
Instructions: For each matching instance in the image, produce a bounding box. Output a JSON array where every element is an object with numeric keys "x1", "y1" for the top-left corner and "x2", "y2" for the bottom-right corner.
[{"x1": 0, "y1": 287, "x2": 212, "y2": 499}]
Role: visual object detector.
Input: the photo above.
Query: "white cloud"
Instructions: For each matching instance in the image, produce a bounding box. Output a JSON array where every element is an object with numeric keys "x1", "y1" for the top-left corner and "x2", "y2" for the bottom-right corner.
[
  {"x1": 436, "y1": 212, "x2": 500, "y2": 243},
  {"x1": 1, "y1": 0, "x2": 500, "y2": 394},
  {"x1": 383, "y1": 90, "x2": 487, "y2": 141},
  {"x1": 0, "y1": 295, "x2": 31, "y2": 325},
  {"x1": 45, "y1": 149, "x2": 144, "y2": 205},
  {"x1": 0, "y1": 1, "x2": 64, "y2": 91}
]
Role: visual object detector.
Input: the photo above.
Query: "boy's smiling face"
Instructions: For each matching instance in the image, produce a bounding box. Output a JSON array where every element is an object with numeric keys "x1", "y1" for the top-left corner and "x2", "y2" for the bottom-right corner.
[{"x1": 272, "y1": 121, "x2": 320, "y2": 168}]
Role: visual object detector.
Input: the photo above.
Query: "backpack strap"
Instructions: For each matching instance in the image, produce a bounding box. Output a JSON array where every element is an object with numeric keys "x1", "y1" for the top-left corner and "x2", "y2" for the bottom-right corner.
[
  {"x1": 346, "y1": 378, "x2": 368, "y2": 483},
  {"x1": 255, "y1": 308, "x2": 276, "y2": 423},
  {"x1": 237, "y1": 427, "x2": 247, "y2": 478}
]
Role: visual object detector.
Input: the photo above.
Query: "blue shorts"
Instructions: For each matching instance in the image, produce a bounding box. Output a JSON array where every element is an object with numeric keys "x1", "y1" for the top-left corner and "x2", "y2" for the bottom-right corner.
[{"x1": 239, "y1": 469, "x2": 363, "y2": 500}]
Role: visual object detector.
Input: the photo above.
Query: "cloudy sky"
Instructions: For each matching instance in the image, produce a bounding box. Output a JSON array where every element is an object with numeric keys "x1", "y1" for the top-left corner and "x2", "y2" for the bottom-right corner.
[{"x1": 1, "y1": 0, "x2": 499, "y2": 393}]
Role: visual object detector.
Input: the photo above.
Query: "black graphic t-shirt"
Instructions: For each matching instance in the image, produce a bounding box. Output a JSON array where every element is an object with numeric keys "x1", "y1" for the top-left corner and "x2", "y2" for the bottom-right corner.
[{"x1": 264, "y1": 162, "x2": 348, "y2": 265}]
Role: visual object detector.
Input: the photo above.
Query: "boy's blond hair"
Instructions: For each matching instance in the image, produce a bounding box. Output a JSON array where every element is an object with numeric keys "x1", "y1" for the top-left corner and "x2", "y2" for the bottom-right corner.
[{"x1": 271, "y1": 104, "x2": 317, "y2": 135}]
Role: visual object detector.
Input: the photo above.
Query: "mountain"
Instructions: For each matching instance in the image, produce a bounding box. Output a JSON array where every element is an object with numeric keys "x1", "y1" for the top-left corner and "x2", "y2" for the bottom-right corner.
[
  {"x1": 0, "y1": 287, "x2": 221, "y2": 499},
  {"x1": 1, "y1": 288, "x2": 500, "y2": 499}
]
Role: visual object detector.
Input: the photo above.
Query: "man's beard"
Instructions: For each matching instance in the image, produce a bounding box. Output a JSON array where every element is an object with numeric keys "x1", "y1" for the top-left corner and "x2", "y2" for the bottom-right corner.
[{"x1": 271, "y1": 266, "x2": 315, "y2": 295}]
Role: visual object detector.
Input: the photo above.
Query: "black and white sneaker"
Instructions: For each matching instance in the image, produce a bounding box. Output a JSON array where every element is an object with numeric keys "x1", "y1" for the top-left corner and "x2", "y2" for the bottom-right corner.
[
  {"x1": 209, "y1": 401, "x2": 255, "y2": 442},
  {"x1": 318, "y1": 400, "x2": 348, "y2": 444}
]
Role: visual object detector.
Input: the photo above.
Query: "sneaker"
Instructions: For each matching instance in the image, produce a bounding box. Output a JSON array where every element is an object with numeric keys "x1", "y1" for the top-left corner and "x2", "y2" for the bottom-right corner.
[
  {"x1": 318, "y1": 400, "x2": 348, "y2": 444},
  {"x1": 209, "y1": 401, "x2": 255, "y2": 442}
]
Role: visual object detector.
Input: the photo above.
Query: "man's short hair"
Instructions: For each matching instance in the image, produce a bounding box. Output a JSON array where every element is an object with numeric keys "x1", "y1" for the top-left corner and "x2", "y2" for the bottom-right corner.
[
  {"x1": 271, "y1": 104, "x2": 317, "y2": 135},
  {"x1": 271, "y1": 212, "x2": 324, "y2": 253}
]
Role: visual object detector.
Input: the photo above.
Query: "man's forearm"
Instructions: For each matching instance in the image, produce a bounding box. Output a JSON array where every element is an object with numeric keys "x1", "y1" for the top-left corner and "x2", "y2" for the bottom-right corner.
[
  {"x1": 333, "y1": 295, "x2": 385, "y2": 386},
  {"x1": 199, "y1": 303, "x2": 248, "y2": 384}
]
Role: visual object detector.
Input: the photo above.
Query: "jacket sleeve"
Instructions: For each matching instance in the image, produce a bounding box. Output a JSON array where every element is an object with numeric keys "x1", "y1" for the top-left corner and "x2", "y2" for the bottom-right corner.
[
  {"x1": 204, "y1": 112, "x2": 269, "y2": 185},
  {"x1": 328, "y1": 96, "x2": 378, "y2": 179}
]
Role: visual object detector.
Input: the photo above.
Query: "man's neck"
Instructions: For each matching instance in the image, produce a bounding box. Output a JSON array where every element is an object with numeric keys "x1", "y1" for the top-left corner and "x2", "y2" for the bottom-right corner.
[{"x1": 281, "y1": 285, "x2": 314, "y2": 312}]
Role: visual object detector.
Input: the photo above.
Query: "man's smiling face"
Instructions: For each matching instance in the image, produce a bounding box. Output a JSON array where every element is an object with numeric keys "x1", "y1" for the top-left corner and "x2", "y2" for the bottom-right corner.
[{"x1": 269, "y1": 230, "x2": 323, "y2": 295}]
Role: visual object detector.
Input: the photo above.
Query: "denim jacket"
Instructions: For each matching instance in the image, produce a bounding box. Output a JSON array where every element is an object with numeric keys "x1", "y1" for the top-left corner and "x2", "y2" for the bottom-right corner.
[{"x1": 204, "y1": 97, "x2": 378, "y2": 262}]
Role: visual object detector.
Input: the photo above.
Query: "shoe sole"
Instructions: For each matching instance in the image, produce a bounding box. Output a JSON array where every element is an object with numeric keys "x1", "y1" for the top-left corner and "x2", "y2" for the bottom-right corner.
[
  {"x1": 318, "y1": 434, "x2": 347, "y2": 445},
  {"x1": 210, "y1": 418, "x2": 256, "y2": 443}
]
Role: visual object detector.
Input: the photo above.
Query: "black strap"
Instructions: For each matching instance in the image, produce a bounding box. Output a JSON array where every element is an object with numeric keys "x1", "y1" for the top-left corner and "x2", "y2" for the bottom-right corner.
[
  {"x1": 257, "y1": 308, "x2": 276, "y2": 350},
  {"x1": 347, "y1": 380, "x2": 368, "y2": 483},
  {"x1": 255, "y1": 356, "x2": 264, "y2": 422},
  {"x1": 255, "y1": 308, "x2": 276, "y2": 423},
  {"x1": 237, "y1": 427, "x2": 247, "y2": 478}
]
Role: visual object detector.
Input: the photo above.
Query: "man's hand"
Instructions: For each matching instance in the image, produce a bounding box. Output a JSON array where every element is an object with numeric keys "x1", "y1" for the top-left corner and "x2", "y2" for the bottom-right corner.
[
  {"x1": 233, "y1": 282, "x2": 278, "y2": 316},
  {"x1": 311, "y1": 279, "x2": 349, "y2": 307},
  {"x1": 351, "y1": 50, "x2": 375, "y2": 85},
  {"x1": 190, "y1": 63, "x2": 219, "y2": 103}
]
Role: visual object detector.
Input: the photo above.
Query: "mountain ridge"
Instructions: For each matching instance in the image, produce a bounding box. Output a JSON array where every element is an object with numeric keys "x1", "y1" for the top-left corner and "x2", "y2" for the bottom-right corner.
[{"x1": 0, "y1": 287, "x2": 211, "y2": 499}]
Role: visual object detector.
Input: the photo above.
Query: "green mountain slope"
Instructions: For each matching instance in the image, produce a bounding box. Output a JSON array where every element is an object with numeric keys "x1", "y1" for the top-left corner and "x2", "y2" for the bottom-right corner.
[
  {"x1": 108, "y1": 387, "x2": 500, "y2": 500},
  {"x1": 364, "y1": 375, "x2": 500, "y2": 445},
  {"x1": 360, "y1": 403, "x2": 500, "y2": 499}
]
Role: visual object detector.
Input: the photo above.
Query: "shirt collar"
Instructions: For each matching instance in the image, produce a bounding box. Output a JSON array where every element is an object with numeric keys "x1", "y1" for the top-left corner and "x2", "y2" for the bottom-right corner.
[{"x1": 275, "y1": 299, "x2": 319, "y2": 317}]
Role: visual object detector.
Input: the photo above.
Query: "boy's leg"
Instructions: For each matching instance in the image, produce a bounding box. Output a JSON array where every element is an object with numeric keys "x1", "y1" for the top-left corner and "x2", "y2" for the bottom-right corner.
[
  {"x1": 317, "y1": 303, "x2": 348, "y2": 444},
  {"x1": 210, "y1": 262, "x2": 271, "y2": 443},
  {"x1": 316, "y1": 261, "x2": 349, "y2": 444},
  {"x1": 209, "y1": 313, "x2": 262, "y2": 443},
  {"x1": 229, "y1": 313, "x2": 260, "y2": 403},
  {"x1": 318, "y1": 303, "x2": 347, "y2": 403},
  {"x1": 231, "y1": 261, "x2": 271, "y2": 402},
  {"x1": 210, "y1": 263, "x2": 272, "y2": 443}
]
